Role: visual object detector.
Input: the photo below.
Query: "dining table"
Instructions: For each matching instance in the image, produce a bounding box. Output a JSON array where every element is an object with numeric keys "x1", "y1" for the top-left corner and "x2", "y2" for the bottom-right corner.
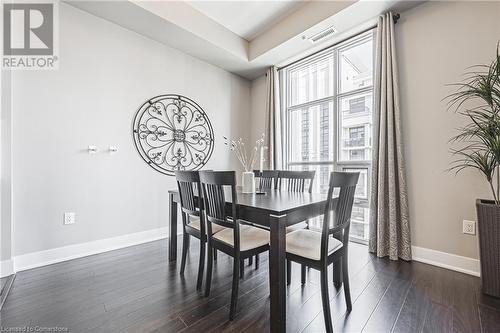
[{"x1": 168, "y1": 187, "x2": 333, "y2": 333}]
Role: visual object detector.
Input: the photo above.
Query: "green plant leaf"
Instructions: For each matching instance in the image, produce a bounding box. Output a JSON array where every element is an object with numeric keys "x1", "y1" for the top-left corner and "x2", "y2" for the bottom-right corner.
[{"x1": 445, "y1": 44, "x2": 500, "y2": 203}]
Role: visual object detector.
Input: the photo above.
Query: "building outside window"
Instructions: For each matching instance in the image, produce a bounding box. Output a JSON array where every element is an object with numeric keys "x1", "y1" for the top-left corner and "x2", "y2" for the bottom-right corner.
[
  {"x1": 348, "y1": 126, "x2": 365, "y2": 147},
  {"x1": 284, "y1": 31, "x2": 373, "y2": 243},
  {"x1": 348, "y1": 96, "x2": 367, "y2": 114}
]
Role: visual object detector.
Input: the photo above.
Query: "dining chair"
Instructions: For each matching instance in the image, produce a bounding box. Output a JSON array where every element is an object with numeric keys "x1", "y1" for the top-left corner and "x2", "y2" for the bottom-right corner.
[
  {"x1": 285, "y1": 171, "x2": 359, "y2": 333},
  {"x1": 253, "y1": 170, "x2": 279, "y2": 190},
  {"x1": 200, "y1": 170, "x2": 270, "y2": 320},
  {"x1": 276, "y1": 170, "x2": 315, "y2": 193},
  {"x1": 248, "y1": 170, "x2": 279, "y2": 268},
  {"x1": 277, "y1": 170, "x2": 316, "y2": 283},
  {"x1": 175, "y1": 170, "x2": 224, "y2": 291}
]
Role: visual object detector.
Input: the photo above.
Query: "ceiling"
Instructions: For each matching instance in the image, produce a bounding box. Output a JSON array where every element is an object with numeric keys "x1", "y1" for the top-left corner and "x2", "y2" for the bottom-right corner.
[
  {"x1": 187, "y1": 1, "x2": 305, "y2": 41},
  {"x1": 67, "y1": 1, "x2": 425, "y2": 80}
]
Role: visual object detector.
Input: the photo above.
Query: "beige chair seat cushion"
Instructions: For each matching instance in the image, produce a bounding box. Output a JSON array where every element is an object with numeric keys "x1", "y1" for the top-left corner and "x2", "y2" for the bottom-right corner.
[
  {"x1": 188, "y1": 215, "x2": 225, "y2": 234},
  {"x1": 213, "y1": 224, "x2": 270, "y2": 251},
  {"x1": 286, "y1": 229, "x2": 343, "y2": 261},
  {"x1": 286, "y1": 222, "x2": 308, "y2": 233}
]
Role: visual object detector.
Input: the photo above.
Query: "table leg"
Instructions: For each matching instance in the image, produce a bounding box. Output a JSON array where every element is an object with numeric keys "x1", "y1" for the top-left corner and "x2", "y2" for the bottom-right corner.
[
  {"x1": 269, "y1": 214, "x2": 287, "y2": 333},
  {"x1": 169, "y1": 193, "x2": 178, "y2": 262}
]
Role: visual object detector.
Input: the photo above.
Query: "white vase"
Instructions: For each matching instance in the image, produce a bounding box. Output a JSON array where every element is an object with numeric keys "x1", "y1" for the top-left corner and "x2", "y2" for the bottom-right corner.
[{"x1": 241, "y1": 171, "x2": 255, "y2": 193}]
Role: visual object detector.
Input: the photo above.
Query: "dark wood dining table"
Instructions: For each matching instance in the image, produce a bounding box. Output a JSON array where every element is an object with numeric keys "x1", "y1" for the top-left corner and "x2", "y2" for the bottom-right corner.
[{"x1": 168, "y1": 188, "x2": 330, "y2": 333}]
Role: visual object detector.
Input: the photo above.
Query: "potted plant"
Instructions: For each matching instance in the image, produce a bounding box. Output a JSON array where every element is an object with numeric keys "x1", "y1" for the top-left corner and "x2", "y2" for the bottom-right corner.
[{"x1": 447, "y1": 45, "x2": 500, "y2": 297}]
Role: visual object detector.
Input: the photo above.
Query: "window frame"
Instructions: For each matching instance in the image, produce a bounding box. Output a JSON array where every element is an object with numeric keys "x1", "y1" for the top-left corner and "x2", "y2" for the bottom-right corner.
[{"x1": 282, "y1": 30, "x2": 375, "y2": 245}]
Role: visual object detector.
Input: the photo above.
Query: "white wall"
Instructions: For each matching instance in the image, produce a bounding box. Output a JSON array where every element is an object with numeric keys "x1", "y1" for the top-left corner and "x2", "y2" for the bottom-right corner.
[
  {"x1": 398, "y1": 0, "x2": 500, "y2": 260},
  {"x1": 249, "y1": 1, "x2": 500, "y2": 263},
  {"x1": 250, "y1": 75, "x2": 267, "y2": 142},
  {"x1": 9, "y1": 3, "x2": 251, "y2": 258},
  {"x1": 1, "y1": 68, "x2": 13, "y2": 272}
]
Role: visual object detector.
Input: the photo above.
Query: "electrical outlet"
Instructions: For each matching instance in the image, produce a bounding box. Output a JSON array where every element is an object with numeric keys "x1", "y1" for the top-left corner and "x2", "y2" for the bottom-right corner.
[
  {"x1": 463, "y1": 220, "x2": 476, "y2": 235},
  {"x1": 64, "y1": 212, "x2": 76, "y2": 225}
]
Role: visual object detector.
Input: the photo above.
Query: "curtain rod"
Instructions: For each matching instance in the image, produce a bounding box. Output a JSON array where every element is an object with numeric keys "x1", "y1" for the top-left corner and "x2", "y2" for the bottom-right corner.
[{"x1": 276, "y1": 13, "x2": 400, "y2": 72}]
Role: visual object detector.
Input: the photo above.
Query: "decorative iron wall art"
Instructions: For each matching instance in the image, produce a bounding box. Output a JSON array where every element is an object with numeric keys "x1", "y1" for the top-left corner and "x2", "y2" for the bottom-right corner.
[{"x1": 132, "y1": 94, "x2": 215, "y2": 176}]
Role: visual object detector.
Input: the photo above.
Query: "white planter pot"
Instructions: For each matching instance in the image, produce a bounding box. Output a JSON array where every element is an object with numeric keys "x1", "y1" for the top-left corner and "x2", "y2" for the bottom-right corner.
[{"x1": 241, "y1": 172, "x2": 255, "y2": 193}]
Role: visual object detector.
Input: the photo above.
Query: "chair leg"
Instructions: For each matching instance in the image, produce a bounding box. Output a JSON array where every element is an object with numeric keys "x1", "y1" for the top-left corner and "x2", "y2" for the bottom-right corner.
[
  {"x1": 286, "y1": 260, "x2": 291, "y2": 285},
  {"x1": 301, "y1": 264, "x2": 306, "y2": 284},
  {"x1": 342, "y1": 255, "x2": 352, "y2": 311},
  {"x1": 320, "y1": 268, "x2": 333, "y2": 333},
  {"x1": 180, "y1": 234, "x2": 189, "y2": 275},
  {"x1": 255, "y1": 254, "x2": 259, "y2": 269},
  {"x1": 240, "y1": 259, "x2": 244, "y2": 279},
  {"x1": 248, "y1": 256, "x2": 253, "y2": 266},
  {"x1": 204, "y1": 244, "x2": 213, "y2": 297},
  {"x1": 333, "y1": 259, "x2": 342, "y2": 288},
  {"x1": 214, "y1": 249, "x2": 218, "y2": 261},
  {"x1": 268, "y1": 258, "x2": 272, "y2": 291},
  {"x1": 196, "y1": 240, "x2": 205, "y2": 291},
  {"x1": 229, "y1": 257, "x2": 240, "y2": 320}
]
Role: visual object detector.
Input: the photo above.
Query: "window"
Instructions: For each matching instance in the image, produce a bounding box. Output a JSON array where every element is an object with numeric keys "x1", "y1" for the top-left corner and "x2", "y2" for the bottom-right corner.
[
  {"x1": 347, "y1": 126, "x2": 365, "y2": 147},
  {"x1": 350, "y1": 206, "x2": 370, "y2": 241},
  {"x1": 342, "y1": 167, "x2": 368, "y2": 200},
  {"x1": 284, "y1": 31, "x2": 374, "y2": 244},
  {"x1": 349, "y1": 149, "x2": 365, "y2": 161},
  {"x1": 348, "y1": 97, "x2": 367, "y2": 114}
]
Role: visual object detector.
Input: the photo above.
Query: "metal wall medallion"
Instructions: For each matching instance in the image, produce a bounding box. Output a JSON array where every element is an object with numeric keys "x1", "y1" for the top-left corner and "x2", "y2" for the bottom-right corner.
[{"x1": 132, "y1": 94, "x2": 215, "y2": 176}]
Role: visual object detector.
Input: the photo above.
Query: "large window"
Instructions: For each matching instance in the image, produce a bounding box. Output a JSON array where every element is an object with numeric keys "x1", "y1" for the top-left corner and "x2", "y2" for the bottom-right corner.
[{"x1": 284, "y1": 31, "x2": 373, "y2": 243}]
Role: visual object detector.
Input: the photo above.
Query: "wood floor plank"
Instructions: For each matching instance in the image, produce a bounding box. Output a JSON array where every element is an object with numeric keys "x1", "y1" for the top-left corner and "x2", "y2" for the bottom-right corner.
[
  {"x1": 179, "y1": 279, "x2": 270, "y2": 333},
  {"x1": 418, "y1": 265, "x2": 463, "y2": 333},
  {"x1": 148, "y1": 317, "x2": 188, "y2": 333},
  {"x1": 303, "y1": 257, "x2": 397, "y2": 332},
  {"x1": 451, "y1": 272, "x2": 481, "y2": 333},
  {"x1": 178, "y1": 270, "x2": 269, "y2": 326},
  {"x1": 422, "y1": 301, "x2": 452, "y2": 333},
  {"x1": 215, "y1": 296, "x2": 271, "y2": 333},
  {"x1": 361, "y1": 260, "x2": 413, "y2": 332},
  {"x1": 478, "y1": 304, "x2": 500, "y2": 333},
  {"x1": 392, "y1": 263, "x2": 436, "y2": 333},
  {"x1": 0, "y1": 277, "x2": 7, "y2": 291},
  {"x1": 332, "y1": 261, "x2": 401, "y2": 332}
]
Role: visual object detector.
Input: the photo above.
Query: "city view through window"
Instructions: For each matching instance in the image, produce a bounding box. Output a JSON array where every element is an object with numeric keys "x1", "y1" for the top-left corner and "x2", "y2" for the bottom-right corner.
[{"x1": 285, "y1": 31, "x2": 373, "y2": 243}]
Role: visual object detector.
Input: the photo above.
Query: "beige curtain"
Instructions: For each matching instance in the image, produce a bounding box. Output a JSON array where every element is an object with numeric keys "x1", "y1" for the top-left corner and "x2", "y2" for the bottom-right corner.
[
  {"x1": 264, "y1": 67, "x2": 283, "y2": 170},
  {"x1": 369, "y1": 12, "x2": 412, "y2": 261}
]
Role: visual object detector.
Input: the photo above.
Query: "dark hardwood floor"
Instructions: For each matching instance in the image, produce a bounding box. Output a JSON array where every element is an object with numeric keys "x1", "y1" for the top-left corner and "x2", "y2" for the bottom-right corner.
[
  {"x1": 1, "y1": 236, "x2": 499, "y2": 332},
  {"x1": 0, "y1": 274, "x2": 15, "y2": 310}
]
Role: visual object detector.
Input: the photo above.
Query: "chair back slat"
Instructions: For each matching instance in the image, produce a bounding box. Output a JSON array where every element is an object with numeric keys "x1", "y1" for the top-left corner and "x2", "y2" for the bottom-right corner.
[
  {"x1": 203, "y1": 183, "x2": 233, "y2": 228},
  {"x1": 277, "y1": 170, "x2": 315, "y2": 193},
  {"x1": 334, "y1": 186, "x2": 356, "y2": 230},
  {"x1": 175, "y1": 170, "x2": 201, "y2": 215},
  {"x1": 178, "y1": 181, "x2": 196, "y2": 212},
  {"x1": 200, "y1": 171, "x2": 241, "y2": 249},
  {"x1": 254, "y1": 170, "x2": 279, "y2": 190},
  {"x1": 321, "y1": 171, "x2": 359, "y2": 260}
]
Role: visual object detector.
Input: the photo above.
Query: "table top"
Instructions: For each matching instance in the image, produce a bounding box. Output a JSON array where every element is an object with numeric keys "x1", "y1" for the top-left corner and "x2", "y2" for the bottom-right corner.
[{"x1": 168, "y1": 188, "x2": 327, "y2": 215}]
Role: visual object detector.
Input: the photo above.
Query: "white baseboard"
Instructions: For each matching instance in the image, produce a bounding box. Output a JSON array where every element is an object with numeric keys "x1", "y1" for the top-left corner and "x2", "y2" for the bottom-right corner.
[
  {"x1": 8, "y1": 229, "x2": 481, "y2": 278},
  {"x1": 412, "y1": 246, "x2": 480, "y2": 277},
  {"x1": 0, "y1": 259, "x2": 14, "y2": 278},
  {"x1": 13, "y1": 227, "x2": 169, "y2": 272}
]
